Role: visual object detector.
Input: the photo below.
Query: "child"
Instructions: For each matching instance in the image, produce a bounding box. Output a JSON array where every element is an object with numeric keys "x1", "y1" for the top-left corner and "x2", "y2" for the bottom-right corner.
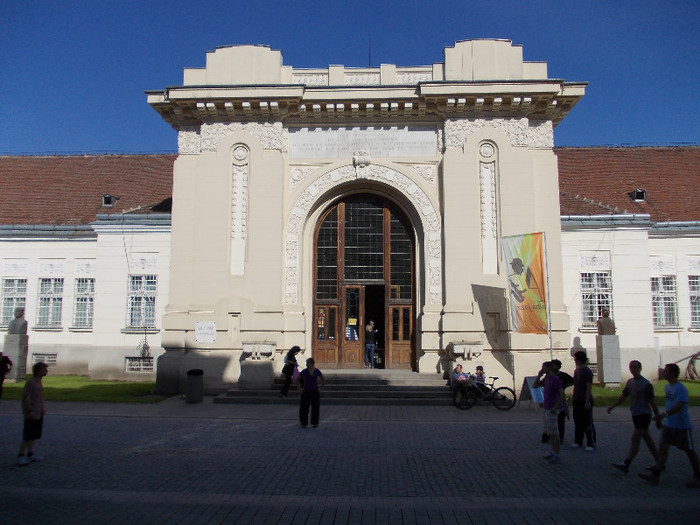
[
  {"x1": 17, "y1": 362, "x2": 48, "y2": 466},
  {"x1": 296, "y1": 358, "x2": 325, "y2": 428}
]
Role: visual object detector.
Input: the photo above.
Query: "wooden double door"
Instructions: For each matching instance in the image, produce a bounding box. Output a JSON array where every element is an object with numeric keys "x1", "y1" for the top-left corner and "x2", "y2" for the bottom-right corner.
[{"x1": 313, "y1": 195, "x2": 414, "y2": 369}]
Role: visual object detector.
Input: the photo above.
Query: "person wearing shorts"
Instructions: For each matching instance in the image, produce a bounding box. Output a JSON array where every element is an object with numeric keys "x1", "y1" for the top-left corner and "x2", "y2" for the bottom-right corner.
[
  {"x1": 607, "y1": 360, "x2": 660, "y2": 473},
  {"x1": 639, "y1": 363, "x2": 700, "y2": 488},
  {"x1": 17, "y1": 362, "x2": 48, "y2": 466}
]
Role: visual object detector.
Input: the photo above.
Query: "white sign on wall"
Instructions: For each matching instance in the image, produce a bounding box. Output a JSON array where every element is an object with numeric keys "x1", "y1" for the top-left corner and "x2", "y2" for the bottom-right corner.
[
  {"x1": 195, "y1": 321, "x2": 217, "y2": 343},
  {"x1": 289, "y1": 126, "x2": 438, "y2": 158}
]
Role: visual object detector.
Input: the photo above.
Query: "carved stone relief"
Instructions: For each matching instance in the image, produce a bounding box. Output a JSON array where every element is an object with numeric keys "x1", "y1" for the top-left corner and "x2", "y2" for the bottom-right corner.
[
  {"x1": 178, "y1": 127, "x2": 201, "y2": 155},
  {"x1": 231, "y1": 145, "x2": 249, "y2": 276},
  {"x1": 285, "y1": 164, "x2": 443, "y2": 305},
  {"x1": 201, "y1": 122, "x2": 287, "y2": 153},
  {"x1": 444, "y1": 118, "x2": 554, "y2": 149}
]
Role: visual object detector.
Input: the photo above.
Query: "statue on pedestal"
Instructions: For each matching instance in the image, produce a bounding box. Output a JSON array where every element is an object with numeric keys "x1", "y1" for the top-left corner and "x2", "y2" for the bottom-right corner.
[
  {"x1": 596, "y1": 307, "x2": 616, "y2": 335},
  {"x1": 7, "y1": 307, "x2": 28, "y2": 335}
]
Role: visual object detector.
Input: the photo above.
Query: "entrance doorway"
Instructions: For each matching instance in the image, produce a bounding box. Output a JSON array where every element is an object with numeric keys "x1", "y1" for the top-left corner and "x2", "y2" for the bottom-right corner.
[{"x1": 313, "y1": 195, "x2": 414, "y2": 369}]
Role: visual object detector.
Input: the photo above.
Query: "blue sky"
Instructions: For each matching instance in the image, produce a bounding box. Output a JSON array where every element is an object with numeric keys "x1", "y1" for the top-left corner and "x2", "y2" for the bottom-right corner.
[{"x1": 1, "y1": 0, "x2": 698, "y2": 154}]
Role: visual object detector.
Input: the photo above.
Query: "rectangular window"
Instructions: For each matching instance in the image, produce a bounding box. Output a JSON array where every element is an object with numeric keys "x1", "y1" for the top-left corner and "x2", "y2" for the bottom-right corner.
[
  {"x1": 37, "y1": 278, "x2": 63, "y2": 327},
  {"x1": 690, "y1": 275, "x2": 700, "y2": 328},
  {"x1": 73, "y1": 278, "x2": 95, "y2": 328},
  {"x1": 127, "y1": 275, "x2": 157, "y2": 328},
  {"x1": 651, "y1": 276, "x2": 678, "y2": 328},
  {"x1": 1, "y1": 278, "x2": 27, "y2": 325},
  {"x1": 580, "y1": 272, "x2": 612, "y2": 328}
]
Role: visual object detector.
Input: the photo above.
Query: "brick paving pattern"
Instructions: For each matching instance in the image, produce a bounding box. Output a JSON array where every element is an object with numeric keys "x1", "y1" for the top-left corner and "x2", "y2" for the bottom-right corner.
[{"x1": 1, "y1": 400, "x2": 699, "y2": 524}]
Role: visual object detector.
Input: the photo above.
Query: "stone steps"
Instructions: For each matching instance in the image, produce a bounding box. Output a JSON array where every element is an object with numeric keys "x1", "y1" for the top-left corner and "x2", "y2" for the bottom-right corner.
[{"x1": 213, "y1": 370, "x2": 454, "y2": 406}]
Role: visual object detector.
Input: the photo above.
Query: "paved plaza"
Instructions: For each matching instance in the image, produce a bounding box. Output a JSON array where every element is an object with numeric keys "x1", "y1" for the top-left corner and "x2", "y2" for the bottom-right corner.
[{"x1": 1, "y1": 397, "x2": 699, "y2": 524}]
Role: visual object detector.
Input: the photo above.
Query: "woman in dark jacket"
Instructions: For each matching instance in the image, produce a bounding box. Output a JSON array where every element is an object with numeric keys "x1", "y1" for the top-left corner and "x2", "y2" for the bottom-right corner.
[{"x1": 279, "y1": 346, "x2": 301, "y2": 398}]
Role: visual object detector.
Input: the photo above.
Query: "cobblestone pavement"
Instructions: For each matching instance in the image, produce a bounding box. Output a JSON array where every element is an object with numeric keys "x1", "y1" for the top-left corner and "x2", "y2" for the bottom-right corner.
[{"x1": 1, "y1": 398, "x2": 699, "y2": 525}]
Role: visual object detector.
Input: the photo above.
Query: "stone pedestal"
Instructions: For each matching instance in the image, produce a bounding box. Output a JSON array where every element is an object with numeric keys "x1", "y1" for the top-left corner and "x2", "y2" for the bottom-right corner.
[
  {"x1": 595, "y1": 335, "x2": 621, "y2": 386},
  {"x1": 3, "y1": 334, "x2": 28, "y2": 380}
]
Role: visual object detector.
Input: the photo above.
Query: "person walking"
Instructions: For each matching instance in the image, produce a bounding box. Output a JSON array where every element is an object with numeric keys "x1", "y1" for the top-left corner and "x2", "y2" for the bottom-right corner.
[
  {"x1": 534, "y1": 361, "x2": 565, "y2": 464},
  {"x1": 296, "y1": 358, "x2": 325, "y2": 428},
  {"x1": 571, "y1": 350, "x2": 596, "y2": 450},
  {"x1": 17, "y1": 362, "x2": 48, "y2": 466},
  {"x1": 0, "y1": 351, "x2": 13, "y2": 401},
  {"x1": 607, "y1": 360, "x2": 661, "y2": 473},
  {"x1": 639, "y1": 363, "x2": 700, "y2": 488},
  {"x1": 279, "y1": 345, "x2": 301, "y2": 398}
]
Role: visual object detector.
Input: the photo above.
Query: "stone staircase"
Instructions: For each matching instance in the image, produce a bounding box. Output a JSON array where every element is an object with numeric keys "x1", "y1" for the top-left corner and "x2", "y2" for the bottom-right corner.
[{"x1": 213, "y1": 369, "x2": 453, "y2": 406}]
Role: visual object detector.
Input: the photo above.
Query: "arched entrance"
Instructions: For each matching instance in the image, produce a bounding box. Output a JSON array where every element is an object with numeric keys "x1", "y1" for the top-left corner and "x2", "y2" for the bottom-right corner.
[{"x1": 313, "y1": 194, "x2": 415, "y2": 369}]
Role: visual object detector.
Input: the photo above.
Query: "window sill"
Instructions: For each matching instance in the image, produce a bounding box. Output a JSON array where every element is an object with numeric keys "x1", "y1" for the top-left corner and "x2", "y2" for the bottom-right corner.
[
  {"x1": 69, "y1": 327, "x2": 93, "y2": 333},
  {"x1": 31, "y1": 327, "x2": 63, "y2": 332},
  {"x1": 121, "y1": 328, "x2": 159, "y2": 335},
  {"x1": 688, "y1": 327, "x2": 700, "y2": 332},
  {"x1": 653, "y1": 327, "x2": 681, "y2": 333}
]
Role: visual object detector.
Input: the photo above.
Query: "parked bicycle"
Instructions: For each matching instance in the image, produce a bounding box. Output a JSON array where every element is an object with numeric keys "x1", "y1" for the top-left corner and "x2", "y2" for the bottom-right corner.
[{"x1": 453, "y1": 375, "x2": 516, "y2": 410}]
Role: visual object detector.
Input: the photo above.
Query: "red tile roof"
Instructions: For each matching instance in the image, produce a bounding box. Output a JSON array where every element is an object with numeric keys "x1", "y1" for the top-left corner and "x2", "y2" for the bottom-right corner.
[
  {"x1": 1, "y1": 147, "x2": 698, "y2": 226},
  {"x1": 555, "y1": 146, "x2": 700, "y2": 222},
  {"x1": 0, "y1": 155, "x2": 176, "y2": 225}
]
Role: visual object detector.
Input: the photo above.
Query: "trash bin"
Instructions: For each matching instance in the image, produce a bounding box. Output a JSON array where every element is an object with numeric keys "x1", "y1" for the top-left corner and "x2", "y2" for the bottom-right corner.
[{"x1": 186, "y1": 368, "x2": 204, "y2": 403}]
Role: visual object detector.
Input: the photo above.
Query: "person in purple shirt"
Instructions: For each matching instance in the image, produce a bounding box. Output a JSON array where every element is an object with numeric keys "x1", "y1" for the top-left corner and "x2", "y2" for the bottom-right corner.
[
  {"x1": 534, "y1": 361, "x2": 565, "y2": 464},
  {"x1": 295, "y1": 358, "x2": 325, "y2": 428}
]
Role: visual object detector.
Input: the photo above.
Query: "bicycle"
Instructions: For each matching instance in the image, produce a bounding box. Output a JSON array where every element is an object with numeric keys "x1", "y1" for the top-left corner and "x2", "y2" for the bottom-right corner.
[{"x1": 453, "y1": 375, "x2": 516, "y2": 411}]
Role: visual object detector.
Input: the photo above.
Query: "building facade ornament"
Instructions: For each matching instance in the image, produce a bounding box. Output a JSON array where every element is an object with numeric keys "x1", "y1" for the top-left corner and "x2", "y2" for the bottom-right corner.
[
  {"x1": 444, "y1": 118, "x2": 554, "y2": 149},
  {"x1": 199, "y1": 122, "x2": 287, "y2": 153},
  {"x1": 231, "y1": 144, "x2": 250, "y2": 276}
]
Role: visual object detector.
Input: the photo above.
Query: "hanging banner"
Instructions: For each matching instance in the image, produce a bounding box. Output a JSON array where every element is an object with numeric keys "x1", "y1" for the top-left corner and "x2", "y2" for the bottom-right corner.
[{"x1": 501, "y1": 232, "x2": 548, "y2": 334}]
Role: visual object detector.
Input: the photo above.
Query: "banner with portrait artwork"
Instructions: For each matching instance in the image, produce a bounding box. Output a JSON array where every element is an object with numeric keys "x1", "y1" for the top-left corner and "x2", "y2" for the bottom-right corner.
[{"x1": 501, "y1": 232, "x2": 548, "y2": 334}]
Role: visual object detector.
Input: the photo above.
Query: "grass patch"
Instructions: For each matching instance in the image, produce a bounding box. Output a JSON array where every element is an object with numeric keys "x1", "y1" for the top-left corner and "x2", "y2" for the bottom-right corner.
[
  {"x1": 2, "y1": 375, "x2": 167, "y2": 403},
  {"x1": 592, "y1": 380, "x2": 700, "y2": 406}
]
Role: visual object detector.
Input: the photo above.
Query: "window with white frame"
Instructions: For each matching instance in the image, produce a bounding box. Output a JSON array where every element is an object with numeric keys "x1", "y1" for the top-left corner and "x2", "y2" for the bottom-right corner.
[
  {"x1": 73, "y1": 278, "x2": 95, "y2": 328},
  {"x1": 127, "y1": 275, "x2": 157, "y2": 329},
  {"x1": 651, "y1": 276, "x2": 678, "y2": 328},
  {"x1": 580, "y1": 272, "x2": 612, "y2": 328},
  {"x1": 690, "y1": 275, "x2": 700, "y2": 328},
  {"x1": 1, "y1": 278, "x2": 27, "y2": 326},
  {"x1": 37, "y1": 278, "x2": 64, "y2": 327}
]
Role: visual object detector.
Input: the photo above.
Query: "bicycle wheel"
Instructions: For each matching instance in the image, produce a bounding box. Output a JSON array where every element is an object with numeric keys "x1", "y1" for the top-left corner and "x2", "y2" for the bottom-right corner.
[
  {"x1": 454, "y1": 386, "x2": 478, "y2": 410},
  {"x1": 491, "y1": 386, "x2": 516, "y2": 410}
]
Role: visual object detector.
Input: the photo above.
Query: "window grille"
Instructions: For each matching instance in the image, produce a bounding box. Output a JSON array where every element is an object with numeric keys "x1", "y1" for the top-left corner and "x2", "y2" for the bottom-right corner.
[
  {"x1": 37, "y1": 278, "x2": 63, "y2": 327},
  {"x1": 580, "y1": 272, "x2": 612, "y2": 327},
  {"x1": 32, "y1": 353, "x2": 57, "y2": 366},
  {"x1": 127, "y1": 275, "x2": 157, "y2": 328},
  {"x1": 689, "y1": 275, "x2": 700, "y2": 328},
  {"x1": 651, "y1": 276, "x2": 678, "y2": 328},
  {"x1": 125, "y1": 356, "x2": 154, "y2": 373},
  {"x1": 1, "y1": 278, "x2": 26, "y2": 325},
  {"x1": 73, "y1": 278, "x2": 95, "y2": 328}
]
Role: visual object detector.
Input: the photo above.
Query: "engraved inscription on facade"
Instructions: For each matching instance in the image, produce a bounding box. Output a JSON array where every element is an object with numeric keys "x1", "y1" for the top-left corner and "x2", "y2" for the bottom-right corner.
[{"x1": 289, "y1": 126, "x2": 438, "y2": 159}]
